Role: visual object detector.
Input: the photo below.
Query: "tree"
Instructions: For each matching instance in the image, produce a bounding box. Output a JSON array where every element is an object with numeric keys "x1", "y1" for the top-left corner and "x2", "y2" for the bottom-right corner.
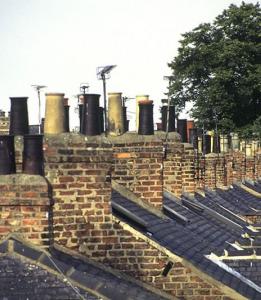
[{"x1": 168, "y1": 2, "x2": 261, "y2": 133}]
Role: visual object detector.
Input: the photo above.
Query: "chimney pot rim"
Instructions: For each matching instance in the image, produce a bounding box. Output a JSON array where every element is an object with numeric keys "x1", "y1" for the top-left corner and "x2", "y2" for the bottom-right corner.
[{"x1": 45, "y1": 93, "x2": 65, "y2": 96}]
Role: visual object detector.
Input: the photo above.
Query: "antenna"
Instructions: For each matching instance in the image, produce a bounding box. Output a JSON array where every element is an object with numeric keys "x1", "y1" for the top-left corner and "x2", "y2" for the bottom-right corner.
[
  {"x1": 163, "y1": 76, "x2": 174, "y2": 141},
  {"x1": 80, "y1": 83, "x2": 89, "y2": 95},
  {"x1": 122, "y1": 96, "x2": 135, "y2": 107},
  {"x1": 31, "y1": 84, "x2": 47, "y2": 133},
  {"x1": 96, "y1": 65, "x2": 117, "y2": 135}
]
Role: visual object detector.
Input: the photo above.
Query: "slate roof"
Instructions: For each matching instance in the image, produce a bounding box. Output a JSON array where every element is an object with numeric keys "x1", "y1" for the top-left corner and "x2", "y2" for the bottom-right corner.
[
  {"x1": 111, "y1": 188, "x2": 261, "y2": 299},
  {"x1": 223, "y1": 260, "x2": 261, "y2": 286},
  {"x1": 0, "y1": 236, "x2": 167, "y2": 300},
  {"x1": 0, "y1": 255, "x2": 97, "y2": 300},
  {"x1": 243, "y1": 181, "x2": 261, "y2": 194},
  {"x1": 216, "y1": 185, "x2": 261, "y2": 212}
]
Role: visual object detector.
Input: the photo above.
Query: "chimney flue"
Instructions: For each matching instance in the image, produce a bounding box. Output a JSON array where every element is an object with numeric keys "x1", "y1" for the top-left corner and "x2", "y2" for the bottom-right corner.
[
  {"x1": 162, "y1": 105, "x2": 175, "y2": 132},
  {"x1": 78, "y1": 95, "x2": 84, "y2": 133},
  {"x1": 136, "y1": 95, "x2": 149, "y2": 132},
  {"x1": 22, "y1": 134, "x2": 44, "y2": 176},
  {"x1": 9, "y1": 97, "x2": 29, "y2": 135},
  {"x1": 44, "y1": 93, "x2": 65, "y2": 134},
  {"x1": 122, "y1": 106, "x2": 128, "y2": 133},
  {"x1": 203, "y1": 134, "x2": 211, "y2": 154},
  {"x1": 82, "y1": 94, "x2": 101, "y2": 136},
  {"x1": 0, "y1": 135, "x2": 16, "y2": 175},
  {"x1": 99, "y1": 107, "x2": 104, "y2": 133},
  {"x1": 63, "y1": 98, "x2": 70, "y2": 133},
  {"x1": 108, "y1": 92, "x2": 124, "y2": 136},
  {"x1": 138, "y1": 100, "x2": 154, "y2": 135},
  {"x1": 177, "y1": 119, "x2": 187, "y2": 142}
]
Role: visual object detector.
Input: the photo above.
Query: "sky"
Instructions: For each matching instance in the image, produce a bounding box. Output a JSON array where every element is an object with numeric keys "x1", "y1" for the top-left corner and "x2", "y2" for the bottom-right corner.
[{"x1": 0, "y1": 0, "x2": 258, "y2": 130}]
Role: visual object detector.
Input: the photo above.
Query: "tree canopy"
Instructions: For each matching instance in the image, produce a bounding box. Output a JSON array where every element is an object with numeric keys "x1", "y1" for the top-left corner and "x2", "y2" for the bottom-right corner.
[{"x1": 168, "y1": 2, "x2": 261, "y2": 134}]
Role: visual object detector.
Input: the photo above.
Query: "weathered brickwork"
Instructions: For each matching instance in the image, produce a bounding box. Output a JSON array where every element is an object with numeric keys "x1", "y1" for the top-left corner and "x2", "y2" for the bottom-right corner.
[
  {"x1": 163, "y1": 142, "x2": 183, "y2": 197},
  {"x1": 193, "y1": 150, "x2": 261, "y2": 190},
  {"x1": 43, "y1": 135, "x2": 113, "y2": 249},
  {"x1": 79, "y1": 219, "x2": 237, "y2": 300},
  {"x1": 112, "y1": 141, "x2": 164, "y2": 208},
  {"x1": 0, "y1": 133, "x2": 260, "y2": 299},
  {"x1": 163, "y1": 142, "x2": 196, "y2": 197},
  {"x1": 182, "y1": 145, "x2": 196, "y2": 194},
  {"x1": 0, "y1": 175, "x2": 51, "y2": 247}
]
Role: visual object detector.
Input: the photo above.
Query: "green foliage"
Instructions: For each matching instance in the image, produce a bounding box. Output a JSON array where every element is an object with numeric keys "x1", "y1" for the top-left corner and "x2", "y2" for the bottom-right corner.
[{"x1": 168, "y1": 2, "x2": 261, "y2": 133}]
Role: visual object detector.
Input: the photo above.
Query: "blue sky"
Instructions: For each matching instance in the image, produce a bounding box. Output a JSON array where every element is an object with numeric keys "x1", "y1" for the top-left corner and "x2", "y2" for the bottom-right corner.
[{"x1": 0, "y1": 0, "x2": 257, "y2": 129}]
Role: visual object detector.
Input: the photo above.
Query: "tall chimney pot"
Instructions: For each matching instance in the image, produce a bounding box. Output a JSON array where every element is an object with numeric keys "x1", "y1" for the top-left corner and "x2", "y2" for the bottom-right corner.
[
  {"x1": 44, "y1": 93, "x2": 65, "y2": 134},
  {"x1": 0, "y1": 135, "x2": 16, "y2": 175},
  {"x1": 9, "y1": 97, "x2": 29, "y2": 135},
  {"x1": 108, "y1": 92, "x2": 124, "y2": 136}
]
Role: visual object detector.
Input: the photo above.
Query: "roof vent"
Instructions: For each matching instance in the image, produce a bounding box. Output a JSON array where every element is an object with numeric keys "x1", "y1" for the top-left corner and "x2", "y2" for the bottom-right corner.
[{"x1": 162, "y1": 261, "x2": 174, "y2": 276}]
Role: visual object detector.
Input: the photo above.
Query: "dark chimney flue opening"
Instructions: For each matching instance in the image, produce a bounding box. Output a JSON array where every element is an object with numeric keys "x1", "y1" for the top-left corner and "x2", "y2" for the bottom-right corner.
[{"x1": 138, "y1": 101, "x2": 154, "y2": 135}]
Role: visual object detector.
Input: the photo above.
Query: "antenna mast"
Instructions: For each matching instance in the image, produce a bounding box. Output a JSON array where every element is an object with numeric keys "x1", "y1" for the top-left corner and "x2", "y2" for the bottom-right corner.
[
  {"x1": 97, "y1": 65, "x2": 117, "y2": 135},
  {"x1": 31, "y1": 84, "x2": 47, "y2": 133}
]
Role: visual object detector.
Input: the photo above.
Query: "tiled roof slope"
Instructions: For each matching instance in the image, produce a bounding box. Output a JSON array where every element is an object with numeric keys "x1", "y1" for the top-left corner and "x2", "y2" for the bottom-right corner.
[
  {"x1": 0, "y1": 236, "x2": 166, "y2": 300},
  {"x1": 243, "y1": 181, "x2": 261, "y2": 194},
  {"x1": 216, "y1": 185, "x2": 261, "y2": 212},
  {"x1": 223, "y1": 260, "x2": 261, "y2": 286},
  {"x1": 111, "y1": 189, "x2": 261, "y2": 299},
  {"x1": 0, "y1": 255, "x2": 98, "y2": 300}
]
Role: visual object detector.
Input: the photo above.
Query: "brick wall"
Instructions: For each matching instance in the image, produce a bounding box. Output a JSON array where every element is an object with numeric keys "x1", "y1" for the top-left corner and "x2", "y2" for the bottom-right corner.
[
  {"x1": 79, "y1": 219, "x2": 241, "y2": 300},
  {"x1": 0, "y1": 174, "x2": 51, "y2": 247},
  {"x1": 194, "y1": 150, "x2": 261, "y2": 190},
  {"x1": 182, "y1": 144, "x2": 196, "y2": 193},
  {"x1": 163, "y1": 142, "x2": 183, "y2": 197},
  {"x1": 43, "y1": 135, "x2": 113, "y2": 249},
  {"x1": 163, "y1": 142, "x2": 197, "y2": 197},
  {"x1": 112, "y1": 137, "x2": 164, "y2": 208}
]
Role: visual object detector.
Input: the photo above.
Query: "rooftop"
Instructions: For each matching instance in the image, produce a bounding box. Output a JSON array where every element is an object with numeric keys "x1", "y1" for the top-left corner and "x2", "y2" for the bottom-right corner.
[
  {"x1": 0, "y1": 235, "x2": 168, "y2": 300},
  {"x1": 111, "y1": 183, "x2": 261, "y2": 299}
]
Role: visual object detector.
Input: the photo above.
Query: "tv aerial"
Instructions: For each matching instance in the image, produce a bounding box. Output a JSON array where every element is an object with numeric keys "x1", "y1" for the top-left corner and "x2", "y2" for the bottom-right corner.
[
  {"x1": 31, "y1": 84, "x2": 47, "y2": 133},
  {"x1": 122, "y1": 96, "x2": 135, "y2": 107},
  {"x1": 80, "y1": 83, "x2": 89, "y2": 94},
  {"x1": 96, "y1": 65, "x2": 117, "y2": 134}
]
